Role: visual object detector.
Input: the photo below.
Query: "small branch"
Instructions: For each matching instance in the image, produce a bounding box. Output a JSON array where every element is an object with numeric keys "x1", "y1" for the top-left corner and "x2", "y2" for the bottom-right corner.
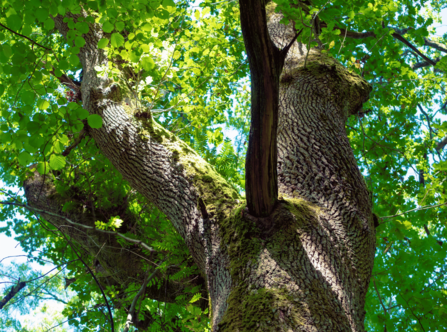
[
  {"x1": 417, "y1": 104, "x2": 434, "y2": 140},
  {"x1": 25, "y1": 259, "x2": 79, "y2": 283},
  {"x1": 0, "y1": 23, "x2": 52, "y2": 52},
  {"x1": 0, "y1": 201, "x2": 156, "y2": 254},
  {"x1": 0, "y1": 279, "x2": 26, "y2": 309},
  {"x1": 66, "y1": 241, "x2": 115, "y2": 332},
  {"x1": 358, "y1": 108, "x2": 373, "y2": 118},
  {"x1": 399, "y1": 294, "x2": 426, "y2": 332},
  {"x1": 123, "y1": 266, "x2": 160, "y2": 332},
  {"x1": 280, "y1": 28, "x2": 303, "y2": 57},
  {"x1": 412, "y1": 58, "x2": 440, "y2": 70},
  {"x1": 41, "y1": 60, "x2": 81, "y2": 96},
  {"x1": 373, "y1": 278, "x2": 387, "y2": 315},
  {"x1": 62, "y1": 129, "x2": 87, "y2": 156},
  {"x1": 334, "y1": 25, "x2": 438, "y2": 67},
  {"x1": 338, "y1": 26, "x2": 348, "y2": 56},
  {"x1": 334, "y1": 27, "x2": 375, "y2": 39},
  {"x1": 380, "y1": 202, "x2": 447, "y2": 220}
]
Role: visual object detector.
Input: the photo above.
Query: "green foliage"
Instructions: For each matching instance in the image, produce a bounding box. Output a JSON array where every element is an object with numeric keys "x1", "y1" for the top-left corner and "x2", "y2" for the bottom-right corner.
[{"x1": 95, "y1": 216, "x2": 123, "y2": 230}]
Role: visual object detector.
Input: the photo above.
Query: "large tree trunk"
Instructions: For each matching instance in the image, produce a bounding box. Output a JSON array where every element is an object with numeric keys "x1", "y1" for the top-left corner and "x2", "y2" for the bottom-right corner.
[
  {"x1": 217, "y1": 7, "x2": 375, "y2": 331},
  {"x1": 24, "y1": 3, "x2": 374, "y2": 331}
]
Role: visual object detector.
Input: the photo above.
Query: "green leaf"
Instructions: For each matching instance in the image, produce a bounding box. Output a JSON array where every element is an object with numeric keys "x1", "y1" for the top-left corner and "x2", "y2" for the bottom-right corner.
[
  {"x1": 53, "y1": 141, "x2": 63, "y2": 154},
  {"x1": 109, "y1": 216, "x2": 123, "y2": 229},
  {"x1": 76, "y1": 108, "x2": 89, "y2": 119},
  {"x1": 49, "y1": 155, "x2": 66, "y2": 170},
  {"x1": 6, "y1": 15, "x2": 22, "y2": 31},
  {"x1": 102, "y1": 21, "x2": 115, "y2": 33},
  {"x1": 44, "y1": 18, "x2": 55, "y2": 30},
  {"x1": 37, "y1": 100, "x2": 50, "y2": 110},
  {"x1": 87, "y1": 114, "x2": 103, "y2": 128},
  {"x1": 75, "y1": 21, "x2": 90, "y2": 34},
  {"x1": 115, "y1": 21, "x2": 125, "y2": 31},
  {"x1": 68, "y1": 102, "x2": 78, "y2": 110},
  {"x1": 35, "y1": 8, "x2": 49, "y2": 22},
  {"x1": 75, "y1": 36, "x2": 86, "y2": 48},
  {"x1": 36, "y1": 161, "x2": 49, "y2": 174},
  {"x1": 2, "y1": 44, "x2": 12, "y2": 58},
  {"x1": 140, "y1": 56, "x2": 155, "y2": 71},
  {"x1": 129, "y1": 50, "x2": 141, "y2": 63},
  {"x1": 189, "y1": 293, "x2": 201, "y2": 303},
  {"x1": 162, "y1": 0, "x2": 175, "y2": 7},
  {"x1": 111, "y1": 33, "x2": 124, "y2": 48},
  {"x1": 98, "y1": 38, "x2": 109, "y2": 49},
  {"x1": 18, "y1": 151, "x2": 33, "y2": 166},
  {"x1": 157, "y1": 9, "x2": 170, "y2": 19},
  {"x1": 27, "y1": 121, "x2": 40, "y2": 133}
]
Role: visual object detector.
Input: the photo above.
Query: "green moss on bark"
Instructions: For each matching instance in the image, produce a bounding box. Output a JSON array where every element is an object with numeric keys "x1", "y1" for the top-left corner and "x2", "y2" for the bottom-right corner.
[
  {"x1": 135, "y1": 117, "x2": 240, "y2": 218},
  {"x1": 218, "y1": 198, "x2": 319, "y2": 331}
]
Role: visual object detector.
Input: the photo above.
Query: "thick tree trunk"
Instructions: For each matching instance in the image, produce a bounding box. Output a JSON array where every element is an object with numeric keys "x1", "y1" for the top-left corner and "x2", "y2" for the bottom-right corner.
[{"x1": 25, "y1": 5, "x2": 374, "y2": 331}]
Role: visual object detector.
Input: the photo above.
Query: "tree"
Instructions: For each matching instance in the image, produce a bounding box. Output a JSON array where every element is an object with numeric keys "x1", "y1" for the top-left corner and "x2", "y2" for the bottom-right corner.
[{"x1": 0, "y1": 0, "x2": 446, "y2": 331}]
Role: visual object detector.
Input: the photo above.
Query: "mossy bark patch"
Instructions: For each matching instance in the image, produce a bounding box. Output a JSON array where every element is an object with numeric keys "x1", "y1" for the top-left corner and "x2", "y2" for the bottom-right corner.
[{"x1": 217, "y1": 199, "x2": 319, "y2": 331}]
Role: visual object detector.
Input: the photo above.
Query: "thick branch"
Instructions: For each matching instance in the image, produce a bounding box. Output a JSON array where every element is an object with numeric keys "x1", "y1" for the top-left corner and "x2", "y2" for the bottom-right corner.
[
  {"x1": 412, "y1": 59, "x2": 440, "y2": 70},
  {"x1": 392, "y1": 33, "x2": 437, "y2": 66},
  {"x1": 0, "y1": 280, "x2": 26, "y2": 309},
  {"x1": 239, "y1": 0, "x2": 286, "y2": 217},
  {"x1": 52, "y1": 10, "x2": 239, "y2": 273},
  {"x1": 424, "y1": 37, "x2": 447, "y2": 53},
  {"x1": 436, "y1": 136, "x2": 447, "y2": 151}
]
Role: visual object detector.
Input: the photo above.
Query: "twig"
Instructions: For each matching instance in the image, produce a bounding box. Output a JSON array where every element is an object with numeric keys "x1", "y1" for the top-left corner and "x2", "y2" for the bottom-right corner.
[
  {"x1": 25, "y1": 259, "x2": 79, "y2": 283},
  {"x1": 0, "y1": 201, "x2": 156, "y2": 253},
  {"x1": 373, "y1": 278, "x2": 387, "y2": 315},
  {"x1": 0, "y1": 23, "x2": 52, "y2": 51},
  {"x1": 62, "y1": 129, "x2": 87, "y2": 156},
  {"x1": 380, "y1": 202, "x2": 447, "y2": 220},
  {"x1": 399, "y1": 294, "x2": 426, "y2": 331},
  {"x1": 338, "y1": 26, "x2": 348, "y2": 56},
  {"x1": 123, "y1": 266, "x2": 160, "y2": 332}
]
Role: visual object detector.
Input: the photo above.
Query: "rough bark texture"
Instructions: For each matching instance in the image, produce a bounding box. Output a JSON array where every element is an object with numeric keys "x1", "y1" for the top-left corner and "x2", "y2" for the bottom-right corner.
[{"x1": 24, "y1": 4, "x2": 375, "y2": 331}]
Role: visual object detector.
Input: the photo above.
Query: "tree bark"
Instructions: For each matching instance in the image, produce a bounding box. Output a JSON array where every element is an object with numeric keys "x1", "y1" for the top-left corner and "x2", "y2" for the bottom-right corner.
[
  {"x1": 240, "y1": 0, "x2": 283, "y2": 217},
  {"x1": 25, "y1": 4, "x2": 375, "y2": 331}
]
